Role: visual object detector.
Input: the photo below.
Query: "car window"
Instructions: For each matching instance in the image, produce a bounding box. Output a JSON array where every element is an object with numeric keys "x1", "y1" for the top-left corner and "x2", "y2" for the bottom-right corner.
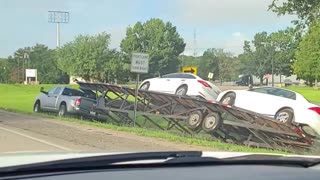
[
  {"x1": 53, "y1": 87, "x2": 62, "y2": 95},
  {"x1": 162, "y1": 74, "x2": 180, "y2": 78},
  {"x1": 270, "y1": 89, "x2": 296, "y2": 100},
  {"x1": 249, "y1": 87, "x2": 270, "y2": 94},
  {"x1": 62, "y1": 88, "x2": 84, "y2": 96},
  {"x1": 47, "y1": 88, "x2": 56, "y2": 95},
  {"x1": 179, "y1": 74, "x2": 196, "y2": 79},
  {"x1": 250, "y1": 87, "x2": 296, "y2": 100}
]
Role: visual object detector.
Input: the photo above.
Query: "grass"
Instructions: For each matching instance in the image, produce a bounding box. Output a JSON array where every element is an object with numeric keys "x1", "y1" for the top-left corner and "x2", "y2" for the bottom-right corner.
[
  {"x1": 286, "y1": 86, "x2": 320, "y2": 104},
  {"x1": 2, "y1": 84, "x2": 320, "y2": 154}
]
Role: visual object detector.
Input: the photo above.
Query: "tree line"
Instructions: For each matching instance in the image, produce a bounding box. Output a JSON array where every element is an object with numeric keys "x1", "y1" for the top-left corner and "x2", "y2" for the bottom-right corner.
[{"x1": 0, "y1": 0, "x2": 319, "y2": 86}]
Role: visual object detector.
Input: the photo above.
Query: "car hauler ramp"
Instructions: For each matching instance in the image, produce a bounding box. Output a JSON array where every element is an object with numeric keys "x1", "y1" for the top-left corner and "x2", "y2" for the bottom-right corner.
[{"x1": 77, "y1": 82, "x2": 314, "y2": 152}]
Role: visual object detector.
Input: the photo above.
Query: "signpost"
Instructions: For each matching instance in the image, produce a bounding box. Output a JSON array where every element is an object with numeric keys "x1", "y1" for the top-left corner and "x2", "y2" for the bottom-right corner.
[
  {"x1": 131, "y1": 53, "x2": 149, "y2": 126},
  {"x1": 25, "y1": 69, "x2": 37, "y2": 84},
  {"x1": 208, "y1": 72, "x2": 214, "y2": 80},
  {"x1": 182, "y1": 66, "x2": 197, "y2": 75}
]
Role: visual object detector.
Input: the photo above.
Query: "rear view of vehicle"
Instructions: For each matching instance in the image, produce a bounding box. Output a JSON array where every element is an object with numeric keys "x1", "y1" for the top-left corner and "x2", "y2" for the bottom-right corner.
[{"x1": 33, "y1": 86, "x2": 97, "y2": 117}]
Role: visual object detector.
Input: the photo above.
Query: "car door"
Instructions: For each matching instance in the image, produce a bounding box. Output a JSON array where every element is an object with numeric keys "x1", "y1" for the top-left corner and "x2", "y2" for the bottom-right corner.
[
  {"x1": 163, "y1": 74, "x2": 183, "y2": 94},
  {"x1": 47, "y1": 87, "x2": 62, "y2": 110},
  {"x1": 41, "y1": 87, "x2": 56, "y2": 109},
  {"x1": 155, "y1": 74, "x2": 181, "y2": 94}
]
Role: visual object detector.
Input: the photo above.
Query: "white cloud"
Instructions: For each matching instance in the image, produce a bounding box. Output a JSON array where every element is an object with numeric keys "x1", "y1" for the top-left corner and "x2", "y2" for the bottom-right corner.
[{"x1": 224, "y1": 32, "x2": 247, "y2": 55}]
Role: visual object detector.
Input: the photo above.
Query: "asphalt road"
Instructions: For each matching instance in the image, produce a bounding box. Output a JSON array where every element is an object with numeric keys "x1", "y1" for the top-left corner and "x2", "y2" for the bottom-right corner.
[{"x1": 0, "y1": 110, "x2": 216, "y2": 153}]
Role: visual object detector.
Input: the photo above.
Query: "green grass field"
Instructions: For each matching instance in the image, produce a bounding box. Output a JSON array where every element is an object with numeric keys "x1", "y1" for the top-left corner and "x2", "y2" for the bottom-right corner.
[{"x1": 1, "y1": 84, "x2": 320, "y2": 154}]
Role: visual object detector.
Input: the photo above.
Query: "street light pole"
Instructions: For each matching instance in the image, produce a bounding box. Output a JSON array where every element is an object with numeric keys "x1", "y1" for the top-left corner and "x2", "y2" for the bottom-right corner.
[{"x1": 272, "y1": 52, "x2": 274, "y2": 87}]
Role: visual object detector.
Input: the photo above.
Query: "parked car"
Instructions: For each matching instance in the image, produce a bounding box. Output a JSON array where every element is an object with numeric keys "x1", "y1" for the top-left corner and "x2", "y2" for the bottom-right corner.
[
  {"x1": 33, "y1": 86, "x2": 97, "y2": 117},
  {"x1": 284, "y1": 79, "x2": 300, "y2": 87},
  {"x1": 139, "y1": 73, "x2": 221, "y2": 102},
  {"x1": 216, "y1": 87, "x2": 320, "y2": 137}
]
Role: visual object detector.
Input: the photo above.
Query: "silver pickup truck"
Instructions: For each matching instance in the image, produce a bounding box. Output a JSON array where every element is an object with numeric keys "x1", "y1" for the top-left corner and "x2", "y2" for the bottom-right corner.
[{"x1": 33, "y1": 86, "x2": 97, "y2": 117}]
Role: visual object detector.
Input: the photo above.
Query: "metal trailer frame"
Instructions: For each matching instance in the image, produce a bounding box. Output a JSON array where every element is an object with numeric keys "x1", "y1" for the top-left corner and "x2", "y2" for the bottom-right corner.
[{"x1": 77, "y1": 82, "x2": 315, "y2": 152}]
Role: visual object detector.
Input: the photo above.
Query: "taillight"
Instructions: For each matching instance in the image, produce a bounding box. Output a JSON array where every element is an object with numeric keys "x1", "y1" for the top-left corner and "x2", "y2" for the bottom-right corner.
[
  {"x1": 75, "y1": 98, "x2": 81, "y2": 106},
  {"x1": 308, "y1": 107, "x2": 320, "y2": 115},
  {"x1": 197, "y1": 80, "x2": 212, "y2": 88}
]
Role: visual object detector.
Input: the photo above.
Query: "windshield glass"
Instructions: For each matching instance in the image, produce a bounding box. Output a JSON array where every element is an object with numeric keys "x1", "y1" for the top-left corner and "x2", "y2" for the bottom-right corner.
[{"x1": 1, "y1": 0, "x2": 320, "y2": 169}]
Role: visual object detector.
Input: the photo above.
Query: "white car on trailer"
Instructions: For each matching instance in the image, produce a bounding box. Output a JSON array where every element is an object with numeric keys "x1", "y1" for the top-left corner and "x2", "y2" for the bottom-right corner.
[
  {"x1": 216, "y1": 87, "x2": 320, "y2": 137},
  {"x1": 139, "y1": 73, "x2": 221, "y2": 102}
]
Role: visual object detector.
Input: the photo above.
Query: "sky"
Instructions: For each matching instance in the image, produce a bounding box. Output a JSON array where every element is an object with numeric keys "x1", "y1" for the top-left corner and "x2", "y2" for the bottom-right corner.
[{"x1": 0, "y1": 0, "x2": 294, "y2": 57}]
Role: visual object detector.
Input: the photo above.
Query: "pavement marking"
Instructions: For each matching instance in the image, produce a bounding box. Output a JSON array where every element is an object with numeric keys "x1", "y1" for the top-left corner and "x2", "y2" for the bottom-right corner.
[{"x1": 0, "y1": 125, "x2": 72, "y2": 151}]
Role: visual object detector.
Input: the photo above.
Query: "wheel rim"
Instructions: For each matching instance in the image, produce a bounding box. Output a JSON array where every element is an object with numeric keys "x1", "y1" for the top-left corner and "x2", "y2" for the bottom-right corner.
[
  {"x1": 59, "y1": 106, "x2": 65, "y2": 116},
  {"x1": 34, "y1": 103, "x2": 39, "y2": 112},
  {"x1": 222, "y1": 97, "x2": 231, "y2": 104},
  {"x1": 141, "y1": 84, "x2": 149, "y2": 90},
  {"x1": 189, "y1": 113, "x2": 200, "y2": 126},
  {"x1": 177, "y1": 88, "x2": 186, "y2": 95},
  {"x1": 276, "y1": 112, "x2": 289, "y2": 123},
  {"x1": 204, "y1": 116, "x2": 216, "y2": 129}
]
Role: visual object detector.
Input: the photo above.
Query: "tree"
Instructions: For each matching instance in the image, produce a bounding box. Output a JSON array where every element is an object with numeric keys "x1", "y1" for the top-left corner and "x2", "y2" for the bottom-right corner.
[
  {"x1": 199, "y1": 48, "x2": 238, "y2": 83},
  {"x1": 294, "y1": 21, "x2": 320, "y2": 86},
  {"x1": 269, "y1": 0, "x2": 320, "y2": 27},
  {"x1": 240, "y1": 32, "x2": 273, "y2": 84},
  {"x1": 269, "y1": 27, "x2": 301, "y2": 77},
  {"x1": 120, "y1": 18, "x2": 186, "y2": 78},
  {"x1": 57, "y1": 32, "x2": 111, "y2": 82},
  {"x1": 29, "y1": 44, "x2": 68, "y2": 84},
  {"x1": 0, "y1": 58, "x2": 9, "y2": 83}
]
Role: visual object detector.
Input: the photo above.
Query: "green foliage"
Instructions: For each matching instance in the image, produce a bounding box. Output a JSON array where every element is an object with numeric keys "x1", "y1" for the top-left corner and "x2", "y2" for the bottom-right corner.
[
  {"x1": 269, "y1": 0, "x2": 320, "y2": 27},
  {"x1": 269, "y1": 27, "x2": 300, "y2": 76},
  {"x1": 30, "y1": 44, "x2": 68, "y2": 84},
  {"x1": 57, "y1": 32, "x2": 112, "y2": 81},
  {"x1": 238, "y1": 29, "x2": 298, "y2": 84},
  {"x1": 200, "y1": 48, "x2": 238, "y2": 82},
  {"x1": 121, "y1": 18, "x2": 186, "y2": 78},
  {"x1": 294, "y1": 21, "x2": 320, "y2": 85},
  {"x1": 0, "y1": 59, "x2": 9, "y2": 83},
  {"x1": 5, "y1": 44, "x2": 67, "y2": 84}
]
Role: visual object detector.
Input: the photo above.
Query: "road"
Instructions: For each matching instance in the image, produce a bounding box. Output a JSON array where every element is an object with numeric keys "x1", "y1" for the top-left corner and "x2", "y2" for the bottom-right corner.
[{"x1": 0, "y1": 110, "x2": 216, "y2": 153}]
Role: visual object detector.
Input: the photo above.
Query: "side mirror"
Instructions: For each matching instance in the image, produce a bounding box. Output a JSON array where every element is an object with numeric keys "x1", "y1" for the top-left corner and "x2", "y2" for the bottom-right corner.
[{"x1": 40, "y1": 87, "x2": 48, "y2": 94}]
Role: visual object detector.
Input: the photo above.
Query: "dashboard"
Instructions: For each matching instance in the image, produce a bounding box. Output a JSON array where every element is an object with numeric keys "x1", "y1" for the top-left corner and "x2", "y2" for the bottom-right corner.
[{"x1": 6, "y1": 164, "x2": 320, "y2": 180}]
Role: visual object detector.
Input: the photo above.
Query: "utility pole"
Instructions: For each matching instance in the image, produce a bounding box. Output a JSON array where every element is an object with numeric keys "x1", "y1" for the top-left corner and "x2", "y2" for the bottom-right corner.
[{"x1": 48, "y1": 11, "x2": 69, "y2": 48}]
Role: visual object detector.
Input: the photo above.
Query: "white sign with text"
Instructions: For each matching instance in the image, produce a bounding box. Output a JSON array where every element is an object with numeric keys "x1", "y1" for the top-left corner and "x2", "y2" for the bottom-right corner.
[
  {"x1": 26, "y1": 69, "x2": 37, "y2": 77},
  {"x1": 130, "y1": 53, "x2": 149, "y2": 74}
]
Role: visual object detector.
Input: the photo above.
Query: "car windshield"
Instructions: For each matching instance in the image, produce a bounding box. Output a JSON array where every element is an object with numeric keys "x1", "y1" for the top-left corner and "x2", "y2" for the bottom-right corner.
[{"x1": 1, "y1": 0, "x2": 320, "y2": 170}]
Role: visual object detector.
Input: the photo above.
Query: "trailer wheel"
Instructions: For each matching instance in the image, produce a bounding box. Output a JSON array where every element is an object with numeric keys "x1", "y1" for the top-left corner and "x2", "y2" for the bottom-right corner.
[
  {"x1": 186, "y1": 110, "x2": 203, "y2": 131},
  {"x1": 202, "y1": 112, "x2": 222, "y2": 133},
  {"x1": 301, "y1": 125, "x2": 317, "y2": 138}
]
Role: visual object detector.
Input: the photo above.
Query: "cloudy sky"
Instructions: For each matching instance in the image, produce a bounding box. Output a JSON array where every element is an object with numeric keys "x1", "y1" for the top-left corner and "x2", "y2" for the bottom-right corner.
[{"x1": 0, "y1": 0, "x2": 294, "y2": 57}]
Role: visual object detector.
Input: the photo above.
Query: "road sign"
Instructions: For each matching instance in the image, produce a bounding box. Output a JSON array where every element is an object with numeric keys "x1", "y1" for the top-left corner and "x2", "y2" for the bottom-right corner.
[
  {"x1": 182, "y1": 66, "x2": 197, "y2": 75},
  {"x1": 131, "y1": 53, "x2": 149, "y2": 74},
  {"x1": 208, "y1": 72, "x2": 214, "y2": 79}
]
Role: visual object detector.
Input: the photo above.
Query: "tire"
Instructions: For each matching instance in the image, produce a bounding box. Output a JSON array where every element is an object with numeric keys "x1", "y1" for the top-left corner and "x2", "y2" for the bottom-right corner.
[
  {"x1": 175, "y1": 85, "x2": 188, "y2": 96},
  {"x1": 140, "y1": 82, "x2": 150, "y2": 90},
  {"x1": 58, "y1": 103, "x2": 67, "y2": 117},
  {"x1": 275, "y1": 108, "x2": 294, "y2": 125},
  {"x1": 185, "y1": 110, "x2": 203, "y2": 131},
  {"x1": 201, "y1": 112, "x2": 222, "y2": 133},
  {"x1": 300, "y1": 125, "x2": 317, "y2": 138},
  {"x1": 33, "y1": 101, "x2": 41, "y2": 113},
  {"x1": 220, "y1": 92, "x2": 236, "y2": 106}
]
